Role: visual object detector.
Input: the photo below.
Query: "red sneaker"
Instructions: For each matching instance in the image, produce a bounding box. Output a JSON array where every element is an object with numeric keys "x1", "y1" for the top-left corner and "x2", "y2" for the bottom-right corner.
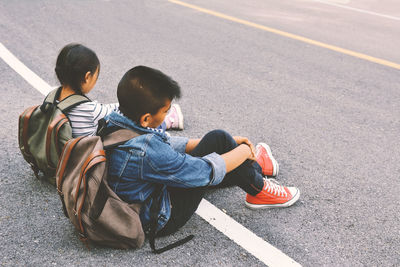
[
  {"x1": 245, "y1": 179, "x2": 300, "y2": 209},
  {"x1": 255, "y1": 143, "x2": 279, "y2": 177}
]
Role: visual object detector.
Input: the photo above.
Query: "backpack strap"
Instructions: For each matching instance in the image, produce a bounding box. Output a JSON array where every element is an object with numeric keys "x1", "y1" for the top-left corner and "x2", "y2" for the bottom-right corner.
[
  {"x1": 148, "y1": 185, "x2": 194, "y2": 254},
  {"x1": 44, "y1": 87, "x2": 61, "y2": 105},
  {"x1": 40, "y1": 87, "x2": 62, "y2": 112},
  {"x1": 54, "y1": 116, "x2": 70, "y2": 155},
  {"x1": 56, "y1": 136, "x2": 86, "y2": 218},
  {"x1": 46, "y1": 113, "x2": 69, "y2": 169},
  {"x1": 40, "y1": 87, "x2": 91, "y2": 113},
  {"x1": 102, "y1": 129, "x2": 141, "y2": 149},
  {"x1": 74, "y1": 150, "x2": 107, "y2": 246},
  {"x1": 57, "y1": 94, "x2": 91, "y2": 113},
  {"x1": 94, "y1": 118, "x2": 142, "y2": 148}
]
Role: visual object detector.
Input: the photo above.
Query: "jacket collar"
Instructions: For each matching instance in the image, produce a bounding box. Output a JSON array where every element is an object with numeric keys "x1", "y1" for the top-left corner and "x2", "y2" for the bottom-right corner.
[{"x1": 106, "y1": 111, "x2": 167, "y2": 139}]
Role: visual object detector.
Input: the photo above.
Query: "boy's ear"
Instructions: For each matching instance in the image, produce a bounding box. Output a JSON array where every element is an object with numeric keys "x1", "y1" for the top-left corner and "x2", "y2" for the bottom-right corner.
[{"x1": 139, "y1": 113, "x2": 151, "y2": 128}]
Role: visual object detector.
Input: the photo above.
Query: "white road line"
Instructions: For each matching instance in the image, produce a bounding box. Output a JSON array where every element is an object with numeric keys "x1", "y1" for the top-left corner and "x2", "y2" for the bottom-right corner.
[
  {"x1": 0, "y1": 42, "x2": 301, "y2": 267},
  {"x1": 0, "y1": 43, "x2": 52, "y2": 95},
  {"x1": 197, "y1": 199, "x2": 301, "y2": 267},
  {"x1": 312, "y1": 0, "x2": 400, "y2": 21}
]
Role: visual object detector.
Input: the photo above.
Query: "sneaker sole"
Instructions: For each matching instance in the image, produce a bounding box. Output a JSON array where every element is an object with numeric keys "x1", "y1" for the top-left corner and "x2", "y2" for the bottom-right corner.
[
  {"x1": 172, "y1": 104, "x2": 184, "y2": 130},
  {"x1": 244, "y1": 188, "x2": 300, "y2": 210},
  {"x1": 257, "y1": 143, "x2": 279, "y2": 177}
]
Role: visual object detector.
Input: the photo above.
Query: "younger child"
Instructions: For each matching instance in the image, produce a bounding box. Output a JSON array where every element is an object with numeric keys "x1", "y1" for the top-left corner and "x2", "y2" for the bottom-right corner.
[
  {"x1": 104, "y1": 66, "x2": 300, "y2": 238},
  {"x1": 54, "y1": 43, "x2": 183, "y2": 138}
]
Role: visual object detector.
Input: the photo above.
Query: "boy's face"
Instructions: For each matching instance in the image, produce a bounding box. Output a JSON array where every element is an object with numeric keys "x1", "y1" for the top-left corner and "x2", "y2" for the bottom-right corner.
[{"x1": 142, "y1": 99, "x2": 171, "y2": 128}]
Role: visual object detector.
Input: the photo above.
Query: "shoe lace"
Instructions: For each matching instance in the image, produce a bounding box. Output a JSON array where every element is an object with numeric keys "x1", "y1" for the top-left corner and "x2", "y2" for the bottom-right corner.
[{"x1": 263, "y1": 178, "x2": 287, "y2": 197}]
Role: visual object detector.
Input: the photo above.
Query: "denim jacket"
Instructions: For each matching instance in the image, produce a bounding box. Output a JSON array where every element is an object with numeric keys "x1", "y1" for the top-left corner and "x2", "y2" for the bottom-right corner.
[{"x1": 105, "y1": 111, "x2": 226, "y2": 231}]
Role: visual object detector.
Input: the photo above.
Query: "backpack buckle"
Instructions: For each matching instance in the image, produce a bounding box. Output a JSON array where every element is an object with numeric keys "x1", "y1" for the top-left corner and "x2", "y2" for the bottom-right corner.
[{"x1": 96, "y1": 118, "x2": 108, "y2": 137}]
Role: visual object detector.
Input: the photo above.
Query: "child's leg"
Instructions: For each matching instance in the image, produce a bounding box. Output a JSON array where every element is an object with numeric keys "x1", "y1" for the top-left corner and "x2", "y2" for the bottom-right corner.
[
  {"x1": 190, "y1": 129, "x2": 264, "y2": 195},
  {"x1": 156, "y1": 186, "x2": 206, "y2": 237},
  {"x1": 191, "y1": 130, "x2": 300, "y2": 210},
  {"x1": 157, "y1": 130, "x2": 298, "y2": 236},
  {"x1": 157, "y1": 129, "x2": 263, "y2": 236}
]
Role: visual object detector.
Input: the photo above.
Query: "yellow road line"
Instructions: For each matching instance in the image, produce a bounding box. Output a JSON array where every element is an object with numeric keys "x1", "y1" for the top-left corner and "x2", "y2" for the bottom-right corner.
[{"x1": 168, "y1": 0, "x2": 400, "y2": 70}]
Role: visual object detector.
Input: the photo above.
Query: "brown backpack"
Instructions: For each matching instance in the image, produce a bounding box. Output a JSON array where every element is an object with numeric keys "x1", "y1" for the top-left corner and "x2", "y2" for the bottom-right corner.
[
  {"x1": 56, "y1": 129, "x2": 146, "y2": 248},
  {"x1": 55, "y1": 126, "x2": 192, "y2": 252}
]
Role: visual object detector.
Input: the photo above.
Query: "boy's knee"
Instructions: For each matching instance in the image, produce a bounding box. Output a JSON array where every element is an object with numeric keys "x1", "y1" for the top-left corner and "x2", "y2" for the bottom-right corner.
[
  {"x1": 208, "y1": 129, "x2": 229, "y2": 138},
  {"x1": 206, "y1": 129, "x2": 235, "y2": 145}
]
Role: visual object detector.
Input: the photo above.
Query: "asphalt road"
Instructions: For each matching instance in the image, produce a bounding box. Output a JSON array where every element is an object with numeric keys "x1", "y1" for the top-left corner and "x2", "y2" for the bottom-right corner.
[{"x1": 1, "y1": 0, "x2": 399, "y2": 266}]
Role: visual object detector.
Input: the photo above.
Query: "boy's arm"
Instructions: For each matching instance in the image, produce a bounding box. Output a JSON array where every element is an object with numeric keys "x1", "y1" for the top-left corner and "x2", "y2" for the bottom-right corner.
[
  {"x1": 185, "y1": 136, "x2": 256, "y2": 171},
  {"x1": 168, "y1": 137, "x2": 201, "y2": 153},
  {"x1": 149, "y1": 136, "x2": 255, "y2": 187},
  {"x1": 221, "y1": 144, "x2": 254, "y2": 173},
  {"x1": 185, "y1": 139, "x2": 255, "y2": 172}
]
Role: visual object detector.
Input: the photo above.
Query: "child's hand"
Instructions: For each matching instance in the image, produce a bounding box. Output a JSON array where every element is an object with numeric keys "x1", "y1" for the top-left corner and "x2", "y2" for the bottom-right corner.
[
  {"x1": 233, "y1": 136, "x2": 256, "y2": 161},
  {"x1": 247, "y1": 145, "x2": 257, "y2": 161},
  {"x1": 233, "y1": 136, "x2": 250, "y2": 145}
]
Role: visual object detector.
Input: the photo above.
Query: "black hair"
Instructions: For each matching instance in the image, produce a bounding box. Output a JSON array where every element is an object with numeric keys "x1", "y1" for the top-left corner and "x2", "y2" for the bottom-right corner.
[
  {"x1": 117, "y1": 66, "x2": 181, "y2": 123},
  {"x1": 55, "y1": 43, "x2": 100, "y2": 94}
]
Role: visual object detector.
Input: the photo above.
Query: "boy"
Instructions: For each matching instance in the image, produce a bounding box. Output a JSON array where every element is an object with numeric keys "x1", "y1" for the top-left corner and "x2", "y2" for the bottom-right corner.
[{"x1": 105, "y1": 66, "x2": 300, "y2": 237}]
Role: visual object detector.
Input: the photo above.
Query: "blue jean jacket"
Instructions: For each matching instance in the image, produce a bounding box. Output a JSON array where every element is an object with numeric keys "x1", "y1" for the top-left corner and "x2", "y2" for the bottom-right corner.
[{"x1": 105, "y1": 111, "x2": 226, "y2": 231}]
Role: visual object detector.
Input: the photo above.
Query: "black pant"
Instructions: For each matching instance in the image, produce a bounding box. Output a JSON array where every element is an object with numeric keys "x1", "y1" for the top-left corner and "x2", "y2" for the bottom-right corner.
[{"x1": 157, "y1": 130, "x2": 264, "y2": 236}]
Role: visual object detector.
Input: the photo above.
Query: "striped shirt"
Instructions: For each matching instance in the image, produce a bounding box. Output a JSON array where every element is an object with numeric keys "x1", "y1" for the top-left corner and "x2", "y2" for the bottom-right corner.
[{"x1": 65, "y1": 101, "x2": 119, "y2": 138}]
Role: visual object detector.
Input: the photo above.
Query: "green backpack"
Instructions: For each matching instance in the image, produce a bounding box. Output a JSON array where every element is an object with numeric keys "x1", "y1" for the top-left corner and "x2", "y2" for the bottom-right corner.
[{"x1": 18, "y1": 87, "x2": 90, "y2": 185}]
